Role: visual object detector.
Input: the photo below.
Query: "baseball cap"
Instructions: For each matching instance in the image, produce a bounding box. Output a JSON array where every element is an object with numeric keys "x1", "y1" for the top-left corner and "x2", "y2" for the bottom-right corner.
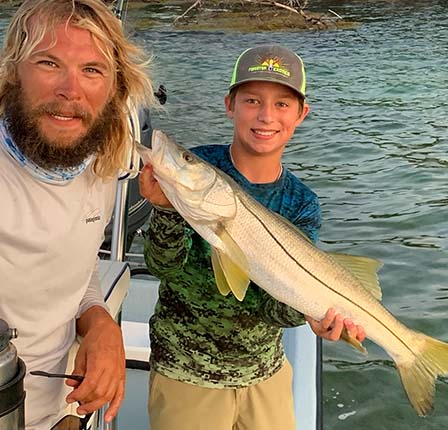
[{"x1": 229, "y1": 45, "x2": 306, "y2": 99}]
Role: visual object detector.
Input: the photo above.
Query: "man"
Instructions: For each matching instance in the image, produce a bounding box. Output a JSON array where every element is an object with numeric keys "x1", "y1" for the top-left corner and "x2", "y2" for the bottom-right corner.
[
  {"x1": 0, "y1": 1, "x2": 155, "y2": 428},
  {"x1": 139, "y1": 45, "x2": 365, "y2": 430}
]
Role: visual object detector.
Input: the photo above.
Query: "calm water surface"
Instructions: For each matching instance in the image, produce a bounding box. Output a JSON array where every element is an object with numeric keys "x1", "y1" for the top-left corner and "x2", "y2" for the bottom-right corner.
[{"x1": 1, "y1": 2, "x2": 447, "y2": 429}]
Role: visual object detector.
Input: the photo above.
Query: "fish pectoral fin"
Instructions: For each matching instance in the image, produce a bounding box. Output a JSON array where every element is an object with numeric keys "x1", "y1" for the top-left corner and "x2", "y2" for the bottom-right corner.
[
  {"x1": 211, "y1": 248, "x2": 231, "y2": 296},
  {"x1": 340, "y1": 328, "x2": 367, "y2": 355},
  {"x1": 330, "y1": 252, "x2": 384, "y2": 301},
  {"x1": 215, "y1": 248, "x2": 250, "y2": 301},
  {"x1": 211, "y1": 228, "x2": 251, "y2": 301}
]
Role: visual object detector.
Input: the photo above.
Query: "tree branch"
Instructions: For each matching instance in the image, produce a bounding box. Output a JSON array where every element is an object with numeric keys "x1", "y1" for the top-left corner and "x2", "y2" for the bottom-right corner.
[{"x1": 173, "y1": 0, "x2": 202, "y2": 24}]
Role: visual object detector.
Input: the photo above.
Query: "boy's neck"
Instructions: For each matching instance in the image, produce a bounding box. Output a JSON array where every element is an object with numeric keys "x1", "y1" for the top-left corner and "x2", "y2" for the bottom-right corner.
[{"x1": 229, "y1": 145, "x2": 283, "y2": 184}]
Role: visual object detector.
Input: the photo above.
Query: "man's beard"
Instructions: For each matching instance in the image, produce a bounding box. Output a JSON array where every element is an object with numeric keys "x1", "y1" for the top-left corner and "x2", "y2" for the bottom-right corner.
[{"x1": 3, "y1": 83, "x2": 118, "y2": 170}]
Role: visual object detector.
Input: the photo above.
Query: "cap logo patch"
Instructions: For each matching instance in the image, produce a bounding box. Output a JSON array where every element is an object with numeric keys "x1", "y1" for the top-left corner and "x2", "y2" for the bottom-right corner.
[{"x1": 247, "y1": 56, "x2": 291, "y2": 78}]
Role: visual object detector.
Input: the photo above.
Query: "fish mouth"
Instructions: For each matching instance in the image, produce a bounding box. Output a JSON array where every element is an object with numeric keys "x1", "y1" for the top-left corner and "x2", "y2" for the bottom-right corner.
[{"x1": 150, "y1": 130, "x2": 168, "y2": 166}]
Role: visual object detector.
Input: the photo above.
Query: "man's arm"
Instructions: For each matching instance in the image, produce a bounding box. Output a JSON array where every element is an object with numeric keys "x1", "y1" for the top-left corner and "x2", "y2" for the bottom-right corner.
[{"x1": 65, "y1": 261, "x2": 125, "y2": 423}]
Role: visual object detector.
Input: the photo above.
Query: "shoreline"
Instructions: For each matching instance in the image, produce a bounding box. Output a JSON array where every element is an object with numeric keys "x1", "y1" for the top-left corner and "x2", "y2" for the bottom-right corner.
[
  {"x1": 128, "y1": 1, "x2": 358, "y2": 32},
  {"x1": 0, "y1": 1, "x2": 358, "y2": 32}
]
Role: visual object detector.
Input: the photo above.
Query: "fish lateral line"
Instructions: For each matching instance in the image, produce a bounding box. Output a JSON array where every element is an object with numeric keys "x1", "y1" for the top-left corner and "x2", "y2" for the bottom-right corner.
[{"x1": 237, "y1": 192, "x2": 417, "y2": 356}]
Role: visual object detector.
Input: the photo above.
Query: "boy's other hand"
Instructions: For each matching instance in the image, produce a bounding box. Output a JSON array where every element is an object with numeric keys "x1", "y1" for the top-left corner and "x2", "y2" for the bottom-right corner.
[{"x1": 305, "y1": 308, "x2": 366, "y2": 342}]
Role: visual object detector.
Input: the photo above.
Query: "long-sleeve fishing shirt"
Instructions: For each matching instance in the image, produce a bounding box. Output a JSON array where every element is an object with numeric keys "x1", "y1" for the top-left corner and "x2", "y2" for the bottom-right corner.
[
  {"x1": 144, "y1": 144, "x2": 321, "y2": 388},
  {"x1": 0, "y1": 145, "x2": 116, "y2": 430}
]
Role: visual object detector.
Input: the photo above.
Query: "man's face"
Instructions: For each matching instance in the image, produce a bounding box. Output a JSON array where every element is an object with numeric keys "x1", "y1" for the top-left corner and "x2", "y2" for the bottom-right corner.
[
  {"x1": 4, "y1": 23, "x2": 117, "y2": 169},
  {"x1": 224, "y1": 81, "x2": 308, "y2": 158}
]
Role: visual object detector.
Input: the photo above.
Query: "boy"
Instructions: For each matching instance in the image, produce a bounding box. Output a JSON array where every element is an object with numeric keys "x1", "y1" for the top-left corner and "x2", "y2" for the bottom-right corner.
[{"x1": 139, "y1": 45, "x2": 364, "y2": 430}]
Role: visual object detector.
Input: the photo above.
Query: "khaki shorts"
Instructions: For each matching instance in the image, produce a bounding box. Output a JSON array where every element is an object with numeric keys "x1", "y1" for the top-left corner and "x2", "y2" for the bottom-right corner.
[{"x1": 148, "y1": 361, "x2": 295, "y2": 430}]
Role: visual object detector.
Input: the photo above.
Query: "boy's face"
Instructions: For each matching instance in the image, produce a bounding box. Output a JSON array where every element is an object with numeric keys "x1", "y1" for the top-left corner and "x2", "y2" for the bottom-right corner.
[{"x1": 225, "y1": 81, "x2": 308, "y2": 157}]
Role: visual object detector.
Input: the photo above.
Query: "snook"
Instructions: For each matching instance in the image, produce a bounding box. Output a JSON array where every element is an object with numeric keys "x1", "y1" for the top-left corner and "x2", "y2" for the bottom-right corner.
[{"x1": 138, "y1": 129, "x2": 448, "y2": 416}]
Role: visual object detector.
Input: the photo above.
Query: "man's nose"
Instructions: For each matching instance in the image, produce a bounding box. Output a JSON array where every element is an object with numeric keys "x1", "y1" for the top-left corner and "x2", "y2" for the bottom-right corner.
[{"x1": 55, "y1": 70, "x2": 82, "y2": 101}]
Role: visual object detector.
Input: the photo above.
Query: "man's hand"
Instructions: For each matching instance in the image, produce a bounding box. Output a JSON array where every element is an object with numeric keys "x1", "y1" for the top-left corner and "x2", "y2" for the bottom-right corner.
[
  {"x1": 139, "y1": 163, "x2": 172, "y2": 208},
  {"x1": 305, "y1": 308, "x2": 366, "y2": 343},
  {"x1": 65, "y1": 306, "x2": 125, "y2": 423}
]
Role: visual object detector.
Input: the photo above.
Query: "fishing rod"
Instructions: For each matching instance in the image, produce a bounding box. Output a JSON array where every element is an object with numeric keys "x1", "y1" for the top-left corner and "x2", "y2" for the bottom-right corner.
[
  {"x1": 113, "y1": 0, "x2": 128, "y2": 21},
  {"x1": 113, "y1": 0, "x2": 167, "y2": 105}
]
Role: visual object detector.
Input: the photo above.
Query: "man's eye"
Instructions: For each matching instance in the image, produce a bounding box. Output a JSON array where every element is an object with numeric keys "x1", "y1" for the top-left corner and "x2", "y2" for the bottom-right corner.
[
  {"x1": 38, "y1": 60, "x2": 56, "y2": 67},
  {"x1": 84, "y1": 67, "x2": 101, "y2": 74}
]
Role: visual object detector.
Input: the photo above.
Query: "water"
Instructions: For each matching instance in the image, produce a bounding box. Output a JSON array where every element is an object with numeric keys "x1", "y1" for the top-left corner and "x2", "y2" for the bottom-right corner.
[{"x1": 1, "y1": 2, "x2": 448, "y2": 428}]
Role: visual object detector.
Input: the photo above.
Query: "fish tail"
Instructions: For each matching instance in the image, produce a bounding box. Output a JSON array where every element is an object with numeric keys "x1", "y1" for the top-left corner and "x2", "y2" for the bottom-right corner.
[{"x1": 397, "y1": 334, "x2": 448, "y2": 416}]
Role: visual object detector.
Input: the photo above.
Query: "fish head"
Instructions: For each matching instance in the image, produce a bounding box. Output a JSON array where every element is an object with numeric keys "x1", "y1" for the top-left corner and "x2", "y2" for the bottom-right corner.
[{"x1": 143, "y1": 129, "x2": 237, "y2": 222}]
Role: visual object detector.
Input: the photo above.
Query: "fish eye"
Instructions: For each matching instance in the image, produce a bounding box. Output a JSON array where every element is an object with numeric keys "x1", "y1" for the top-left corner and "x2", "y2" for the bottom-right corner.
[{"x1": 183, "y1": 152, "x2": 194, "y2": 162}]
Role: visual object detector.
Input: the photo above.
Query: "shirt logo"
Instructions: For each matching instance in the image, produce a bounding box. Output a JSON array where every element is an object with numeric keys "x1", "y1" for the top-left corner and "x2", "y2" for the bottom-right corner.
[{"x1": 85, "y1": 209, "x2": 101, "y2": 224}]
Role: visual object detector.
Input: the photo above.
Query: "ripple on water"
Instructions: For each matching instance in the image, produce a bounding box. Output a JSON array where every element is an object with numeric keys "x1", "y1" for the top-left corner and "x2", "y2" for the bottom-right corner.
[{"x1": 1, "y1": 3, "x2": 447, "y2": 429}]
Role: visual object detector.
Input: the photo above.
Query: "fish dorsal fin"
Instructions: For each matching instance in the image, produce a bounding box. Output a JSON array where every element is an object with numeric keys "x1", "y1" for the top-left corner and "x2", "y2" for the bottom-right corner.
[
  {"x1": 210, "y1": 227, "x2": 251, "y2": 301},
  {"x1": 211, "y1": 247, "x2": 231, "y2": 297},
  {"x1": 329, "y1": 253, "x2": 383, "y2": 301}
]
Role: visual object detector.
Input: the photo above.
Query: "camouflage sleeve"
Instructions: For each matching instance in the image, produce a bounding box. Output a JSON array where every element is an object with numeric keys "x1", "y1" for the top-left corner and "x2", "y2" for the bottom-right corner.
[
  {"x1": 258, "y1": 289, "x2": 306, "y2": 328},
  {"x1": 144, "y1": 206, "x2": 194, "y2": 277},
  {"x1": 258, "y1": 196, "x2": 321, "y2": 328}
]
